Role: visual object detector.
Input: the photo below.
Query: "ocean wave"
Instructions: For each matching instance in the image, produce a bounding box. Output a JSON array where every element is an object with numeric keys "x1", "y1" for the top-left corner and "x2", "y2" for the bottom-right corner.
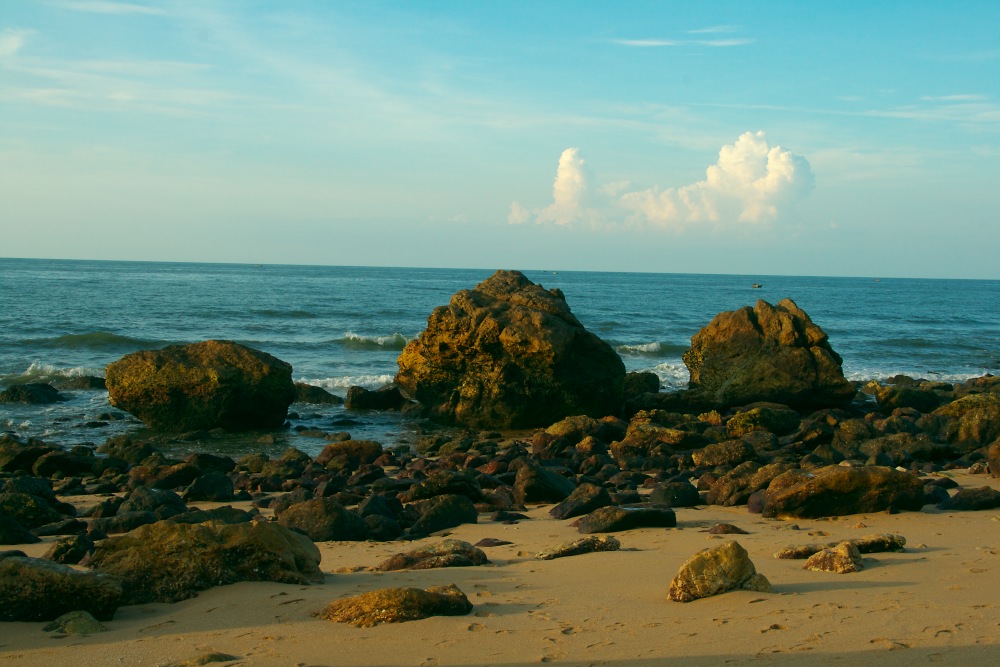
[
  {"x1": 1, "y1": 361, "x2": 106, "y2": 385},
  {"x1": 297, "y1": 374, "x2": 396, "y2": 391},
  {"x1": 648, "y1": 362, "x2": 690, "y2": 391},
  {"x1": 26, "y1": 331, "x2": 163, "y2": 351},
  {"x1": 337, "y1": 332, "x2": 410, "y2": 351},
  {"x1": 614, "y1": 341, "x2": 688, "y2": 357}
]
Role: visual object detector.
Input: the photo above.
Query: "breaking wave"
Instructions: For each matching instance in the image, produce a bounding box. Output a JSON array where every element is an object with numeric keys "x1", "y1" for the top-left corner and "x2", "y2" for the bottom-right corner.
[{"x1": 336, "y1": 332, "x2": 410, "y2": 351}]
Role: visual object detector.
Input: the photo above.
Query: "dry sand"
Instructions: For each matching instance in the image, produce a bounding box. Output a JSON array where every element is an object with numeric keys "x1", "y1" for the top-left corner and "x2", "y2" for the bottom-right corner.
[{"x1": 2, "y1": 469, "x2": 998, "y2": 667}]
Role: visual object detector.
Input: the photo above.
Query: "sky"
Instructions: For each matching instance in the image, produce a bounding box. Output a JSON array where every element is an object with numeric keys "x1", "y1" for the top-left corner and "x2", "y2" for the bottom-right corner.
[{"x1": 1, "y1": 1, "x2": 998, "y2": 279}]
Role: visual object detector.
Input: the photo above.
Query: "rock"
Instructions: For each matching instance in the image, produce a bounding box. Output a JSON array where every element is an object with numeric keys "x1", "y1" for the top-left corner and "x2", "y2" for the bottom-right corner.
[
  {"x1": 930, "y1": 394, "x2": 1000, "y2": 448},
  {"x1": 162, "y1": 653, "x2": 242, "y2": 667},
  {"x1": 0, "y1": 556, "x2": 123, "y2": 621},
  {"x1": 375, "y1": 539, "x2": 489, "y2": 571},
  {"x1": 706, "y1": 461, "x2": 794, "y2": 507},
  {"x1": 89, "y1": 510, "x2": 158, "y2": 535},
  {"x1": 726, "y1": 404, "x2": 801, "y2": 438},
  {"x1": 577, "y1": 504, "x2": 676, "y2": 533},
  {"x1": 623, "y1": 372, "x2": 661, "y2": 400},
  {"x1": 276, "y1": 497, "x2": 369, "y2": 542},
  {"x1": 0, "y1": 492, "x2": 64, "y2": 530},
  {"x1": 774, "y1": 533, "x2": 906, "y2": 559},
  {"x1": 119, "y1": 486, "x2": 188, "y2": 519},
  {"x1": 0, "y1": 440, "x2": 56, "y2": 473},
  {"x1": 318, "y1": 583, "x2": 473, "y2": 626},
  {"x1": 294, "y1": 382, "x2": 344, "y2": 405},
  {"x1": 395, "y1": 270, "x2": 625, "y2": 428},
  {"x1": 474, "y1": 538, "x2": 513, "y2": 548},
  {"x1": 345, "y1": 385, "x2": 407, "y2": 410},
  {"x1": 691, "y1": 439, "x2": 756, "y2": 468},
  {"x1": 875, "y1": 384, "x2": 948, "y2": 413},
  {"x1": 937, "y1": 486, "x2": 1000, "y2": 511},
  {"x1": 43, "y1": 533, "x2": 96, "y2": 565},
  {"x1": 989, "y1": 440, "x2": 1000, "y2": 478},
  {"x1": 181, "y1": 471, "x2": 235, "y2": 502},
  {"x1": 32, "y1": 518, "x2": 87, "y2": 537},
  {"x1": 105, "y1": 340, "x2": 295, "y2": 431},
  {"x1": 409, "y1": 494, "x2": 479, "y2": 537},
  {"x1": 762, "y1": 465, "x2": 925, "y2": 519},
  {"x1": 682, "y1": 299, "x2": 855, "y2": 411},
  {"x1": 610, "y1": 411, "x2": 705, "y2": 465},
  {"x1": 858, "y1": 433, "x2": 955, "y2": 465},
  {"x1": 514, "y1": 464, "x2": 576, "y2": 505},
  {"x1": 649, "y1": 481, "x2": 701, "y2": 508},
  {"x1": 85, "y1": 520, "x2": 323, "y2": 604},
  {"x1": 0, "y1": 514, "x2": 40, "y2": 545},
  {"x1": 803, "y1": 542, "x2": 865, "y2": 573},
  {"x1": 0, "y1": 383, "x2": 66, "y2": 404},
  {"x1": 707, "y1": 523, "x2": 749, "y2": 535},
  {"x1": 32, "y1": 450, "x2": 97, "y2": 478},
  {"x1": 42, "y1": 609, "x2": 108, "y2": 635},
  {"x1": 549, "y1": 483, "x2": 613, "y2": 520},
  {"x1": 316, "y1": 440, "x2": 383, "y2": 471},
  {"x1": 402, "y1": 470, "x2": 483, "y2": 502},
  {"x1": 169, "y1": 506, "x2": 255, "y2": 525},
  {"x1": 97, "y1": 436, "x2": 158, "y2": 465},
  {"x1": 536, "y1": 535, "x2": 621, "y2": 560},
  {"x1": 668, "y1": 541, "x2": 771, "y2": 602}
]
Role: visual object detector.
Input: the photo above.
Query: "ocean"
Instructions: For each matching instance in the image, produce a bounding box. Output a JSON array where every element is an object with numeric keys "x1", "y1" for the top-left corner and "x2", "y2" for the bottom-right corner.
[{"x1": 2, "y1": 258, "x2": 998, "y2": 458}]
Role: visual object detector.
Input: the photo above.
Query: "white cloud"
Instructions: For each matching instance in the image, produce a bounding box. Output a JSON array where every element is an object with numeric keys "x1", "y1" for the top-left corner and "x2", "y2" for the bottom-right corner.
[
  {"x1": 0, "y1": 29, "x2": 31, "y2": 58},
  {"x1": 56, "y1": 1, "x2": 166, "y2": 15},
  {"x1": 511, "y1": 131, "x2": 814, "y2": 231}
]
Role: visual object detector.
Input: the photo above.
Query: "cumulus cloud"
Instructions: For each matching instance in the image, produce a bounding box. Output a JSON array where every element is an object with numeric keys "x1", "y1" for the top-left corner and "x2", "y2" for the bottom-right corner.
[{"x1": 510, "y1": 131, "x2": 814, "y2": 231}]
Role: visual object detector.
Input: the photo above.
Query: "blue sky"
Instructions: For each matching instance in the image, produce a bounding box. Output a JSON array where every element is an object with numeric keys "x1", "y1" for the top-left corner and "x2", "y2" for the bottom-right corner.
[{"x1": 1, "y1": 1, "x2": 998, "y2": 278}]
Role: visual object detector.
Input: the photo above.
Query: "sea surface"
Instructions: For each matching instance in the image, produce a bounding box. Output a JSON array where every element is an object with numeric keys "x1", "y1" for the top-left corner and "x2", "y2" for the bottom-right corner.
[{"x1": 2, "y1": 258, "x2": 998, "y2": 458}]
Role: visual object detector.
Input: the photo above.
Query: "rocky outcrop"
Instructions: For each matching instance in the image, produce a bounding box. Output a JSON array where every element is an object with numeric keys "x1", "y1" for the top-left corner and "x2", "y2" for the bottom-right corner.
[
  {"x1": 682, "y1": 299, "x2": 855, "y2": 411},
  {"x1": 761, "y1": 465, "x2": 925, "y2": 519},
  {"x1": 85, "y1": 520, "x2": 323, "y2": 604},
  {"x1": 394, "y1": 270, "x2": 626, "y2": 428},
  {"x1": 105, "y1": 340, "x2": 295, "y2": 431},
  {"x1": 318, "y1": 584, "x2": 472, "y2": 626}
]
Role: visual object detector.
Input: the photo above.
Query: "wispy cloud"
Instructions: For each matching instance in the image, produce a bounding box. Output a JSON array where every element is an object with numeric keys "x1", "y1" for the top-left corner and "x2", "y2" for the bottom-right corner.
[
  {"x1": 0, "y1": 29, "x2": 32, "y2": 58},
  {"x1": 687, "y1": 25, "x2": 741, "y2": 34},
  {"x1": 510, "y1": 131, "x2": 813, "y2": 231},
  {"x1": 920, "y1": 94, "x2": 987, "y2": 102},
  {"x1": 610, "y1": 36, "x2": 753, "y2": 48},
  {"x1": 611, "y1": 39, "x2": 681, "y2": 48},
  {"x1": 56, "y1": 1, "x2": 166, "y2": 15}
]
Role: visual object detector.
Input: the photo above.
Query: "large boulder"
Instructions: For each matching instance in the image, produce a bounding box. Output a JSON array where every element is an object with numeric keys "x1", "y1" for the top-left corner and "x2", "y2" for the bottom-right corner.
[
  {"x1": 668, "y1": 541, "x2": 771, "y2": 602},
  {"x1": 85, "y1": 520, "x2": 323, "y2": 604},
  {"x1": 105, "y1": 340, "x2": 295, "y2": 431},
  {"x1": 682, "y1": 299, "x2": 855, "y2": 411},
  {"x1": 761, "y1": 465, "x2": 925, "y2": 519},
  {"x1": 0, "y1": 556, "x2": 123, "y2": 622},
  {"x1": 394, "y1": 270, "x2": 626, "y2": 428}
]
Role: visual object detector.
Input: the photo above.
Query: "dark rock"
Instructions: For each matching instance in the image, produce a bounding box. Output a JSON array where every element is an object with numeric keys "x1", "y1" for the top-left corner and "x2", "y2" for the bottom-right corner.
[
  {"x1": 536, "y1": 535, "x2": 621, "y2": 560},
  {"x1": 53, "y1": 375, "x2": 107, "y2": 390},
  {"x1": 859, "y1": 432, "x2": 955, "y2": 465},
  {"x1": 726, "y1": 404, "x2": 801, "y2": 438},
  {"x1": 31, "y1": 450, "x2": 97, "y2": 478},
  {"x1": 89, "y1": 510, "x2": 158, "y2": 535},
  {"x1": 402, "y1": 470, "x2": 483, "y2": 502},
  {"x1": 0, "y1": 441, "x2": 56, "y2": 473},
  {"x1": 0, "y1": 492, "x2": 64, "y2": 530},
  {"x1": 610, "y1": 410, "x2": 706, "y2": 465},
  {"x1": 185, "y1": 452, "x2": 236, "y2": 474},
  {"x1": 318, "y1": 583, "x2": 472, "y2": 626},
  {"x1": 169, "y1": 506, "x2": 255, "y2": 525},
  {"x1": 474, "y1": 538, "x2": 513, "y2": 547},
  {"x1": 345, "y1": 385, "x2": 407, "y2": 411},
  {"x1": 549, "y1": 482, "x2": 613, "y2": 520},
  {"x1": 774, "y1": 533, "x2": 906, "y2": 559},
  {"x1": 577, "y1": 504, "x2": 676, "y2": 533},
  {"x1": 105, "y1": 339, "x2": 295, "y2": 431},
  {"x1": 316, "y1": 440, "x2": 383, "y2": 470},
  {"x1": 409, "y1": 494, "x2": 478, "y2": 537},
  {"x1": 691, "y1": 439, "x2": 756, "y2": 468},
  {"x1": 682, "y1": 299, "x2": 855, "y2": 411},
  {"x1": 119, "y1": 486, "x2": 188, "y2": 519},
  {"x1": 668, "y1": 541, "x2": 771, "y2": 602},
  {"x1": 375, "y1": 539, "x2": 489, "y2": 571},
  {"x1": 294, "y1": 382, "x2": 344, "y2": 405},
  {"x1": 42, "y1": 533, "x2": 95, "y2": 565},
  {"x1": 937, "y1": 486, "x2": 1000, "y2": 511},
  {"x1": 623, "y1": 372, "x2": 661, "y2": 400},
  {"x1": 394, "y1": 270, "x2": 625, "y2": 428},
  {"x1": 875, "y1": 384, "x2": 948, "y2": 413},
  {"x1": 930, "y1": 394, "x2": 1000, "y2": 448},
  {"x1": 0, "y1": 556, "x2": 123, "y2": 621},
  {"x1": 85, "y1": 520, "x2": 323, "y2": 604},
  {"x1": 1, "y1": 514, "x2": 40, "y2": 545},
  {"x1": 0, "y1": 383, "x2": 66, "y2": 404},
  {"x1": 762, "y1": 465, "x2": 925, "y2": 518},
  {"x1": 182, "y1": 471, "x2": 235, "y2": 502},
  {"x1": 276, "y1": 497, "x2": 369, "y2": 542},
  {"x1": 706, "y1": 461, "x2": 795, "y2": 507},
  {"x1": 97, "y1": 436, "x2": 159, "y2": 465},
  {"x1": 32, "y1": 518, "x2": 87, "y2": 537},
  {"x1": 514, "y1": 464, "x2": 576, "y2": 505},
  {"x1": 707, "y1": 523, "x2": 749, "y2": 535},
  {"x1": 988, "y1": 440, "x2": 1000, "y2": 478},
  {"x1": 649, "y1": 481, "x2": 701, "y2": 508},
  {"x1": 364, "y1": 514, "x2": 403, "y2": 541}
]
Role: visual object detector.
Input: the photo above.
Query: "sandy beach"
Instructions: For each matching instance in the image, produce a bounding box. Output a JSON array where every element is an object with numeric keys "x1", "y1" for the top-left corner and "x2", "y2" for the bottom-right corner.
[{"x1": 2, "y1": 469, "x2": 997, "y2": 667}]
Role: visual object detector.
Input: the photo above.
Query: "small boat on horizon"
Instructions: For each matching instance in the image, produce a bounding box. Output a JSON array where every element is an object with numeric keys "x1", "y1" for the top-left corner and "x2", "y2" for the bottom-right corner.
[{"x1": 752, "y1": 282, "x2": 763, "y2": 289}]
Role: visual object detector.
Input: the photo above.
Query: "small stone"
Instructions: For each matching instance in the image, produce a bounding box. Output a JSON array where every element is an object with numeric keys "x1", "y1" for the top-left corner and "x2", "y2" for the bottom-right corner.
[
  {"x1": 706, "y1": 523, "x2": 749, "y2": 535},
  {"x1": 669, "y1": 541, "x2": 771, "y2": 603},
  {"x1": 803, "y1": 542, "x2": 865, "y2": 573},
  {"x1": 474, "y1": 538, "x2": 513, "y2": 548},
  {"x1": 375, "y1": 539, "x2": 489, "y2": 572}
]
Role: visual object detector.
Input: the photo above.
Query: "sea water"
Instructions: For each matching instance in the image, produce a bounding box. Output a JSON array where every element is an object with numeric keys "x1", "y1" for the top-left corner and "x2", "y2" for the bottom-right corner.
[{"x1": 1, "y1": 258, "x2": 998, "y2": 457}]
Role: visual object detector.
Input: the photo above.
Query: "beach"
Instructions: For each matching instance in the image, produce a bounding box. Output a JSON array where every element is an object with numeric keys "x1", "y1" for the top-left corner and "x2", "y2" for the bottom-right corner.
[{"x1": 2, "y1": 468, "x2": 998, "y2": 667}]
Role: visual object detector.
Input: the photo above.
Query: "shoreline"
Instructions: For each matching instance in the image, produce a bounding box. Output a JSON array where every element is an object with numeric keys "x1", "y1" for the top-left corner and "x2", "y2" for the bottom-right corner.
[{"x1": 3, "y1": 470, "x2": 999, "y2": 666}]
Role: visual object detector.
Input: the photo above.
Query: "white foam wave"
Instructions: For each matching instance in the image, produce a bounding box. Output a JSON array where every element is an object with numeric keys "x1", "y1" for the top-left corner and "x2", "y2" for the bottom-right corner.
[
  {"x1": 648, "y1": 362, "x2": 690, "y2": 391},
  {"x1": 340, "y1": 332, "x2": 410, "y2": 350},
  {"x1": 844, "y1": 367, "x2": 991, "y2": 384},
  {"x1": 2, "y1": 362, "x2": 106, "y2": 383},
  {"x1": 616, "y1": 341, "x2": 662, "y2": 355},
  {"x1": 297, "y1": 374, "x2": 397, "y2": 391}
]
